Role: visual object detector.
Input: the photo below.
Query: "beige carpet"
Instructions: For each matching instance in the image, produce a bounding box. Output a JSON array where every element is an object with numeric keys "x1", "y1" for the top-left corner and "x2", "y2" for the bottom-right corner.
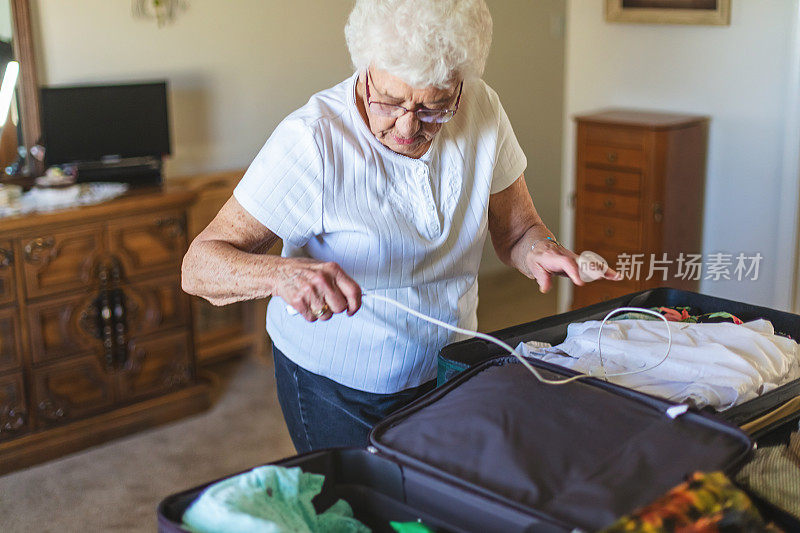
[
  {"x1": 0, "y1": 270, "x2": 556, "y2": 532},
  {"x1": 0, "y1": 355, "x2": 297, "y2": 533}
]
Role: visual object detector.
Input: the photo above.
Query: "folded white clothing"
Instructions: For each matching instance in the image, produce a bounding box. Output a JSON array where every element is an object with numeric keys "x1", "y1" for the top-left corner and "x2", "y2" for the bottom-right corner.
[{"x1": 517, "y1": 319, "x2": 800, "y2": 410}]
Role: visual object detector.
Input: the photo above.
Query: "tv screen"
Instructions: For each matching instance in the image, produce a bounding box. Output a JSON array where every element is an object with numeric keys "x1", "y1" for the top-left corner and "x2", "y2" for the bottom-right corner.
[{"x1": 40, "y1": 81, "x2": 171, "y2": 165}]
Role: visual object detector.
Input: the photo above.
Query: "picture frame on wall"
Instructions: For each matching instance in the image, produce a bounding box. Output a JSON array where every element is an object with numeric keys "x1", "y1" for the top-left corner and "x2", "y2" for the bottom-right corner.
[{"x1": 605, "y1": 0, "x2": 731, "y2": 26}]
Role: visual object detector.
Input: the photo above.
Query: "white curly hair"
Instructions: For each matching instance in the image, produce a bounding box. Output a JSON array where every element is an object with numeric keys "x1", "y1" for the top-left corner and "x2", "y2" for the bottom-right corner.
[{"x1": 344, "y1": 0, "x2": 493, "y2": 89}]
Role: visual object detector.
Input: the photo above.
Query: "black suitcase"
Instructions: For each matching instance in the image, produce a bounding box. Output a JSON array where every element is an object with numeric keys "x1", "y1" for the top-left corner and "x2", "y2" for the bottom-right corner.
[
  {"x1": 157, "y1": 355, "x2": 754, "y2": 532},
  {"x1": 439, "y1": 287, "x2": 800, "y2": 441}
]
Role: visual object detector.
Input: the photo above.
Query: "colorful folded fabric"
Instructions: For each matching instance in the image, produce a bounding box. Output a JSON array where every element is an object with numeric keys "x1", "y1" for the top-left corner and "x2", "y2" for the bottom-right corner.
[
  {"x1": 601, "y1": 471, "x2": 779, "y2": 533},
  {"x1": 610, "y1": 305, "x2": 744, "y2": 325}
]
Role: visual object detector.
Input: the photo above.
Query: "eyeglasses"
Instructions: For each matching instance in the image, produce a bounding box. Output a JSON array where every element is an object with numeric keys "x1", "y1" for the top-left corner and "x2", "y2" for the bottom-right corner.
[{"x1": 366, "y1": 70, "x2": 462, "y2": 124}]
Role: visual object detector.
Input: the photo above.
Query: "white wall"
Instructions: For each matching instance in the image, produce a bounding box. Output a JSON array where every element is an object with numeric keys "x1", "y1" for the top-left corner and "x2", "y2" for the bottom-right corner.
[
  {"x1": 33, "y1": 0, "x2": 354, "y2": 177},
  {"x1": 560, "y1": 0, "x2": 800, "y2": 310},
  {"x1": 0, "y1": 0, "x2": 12, "y2": 42},
  {"x1": 481, "y1": 0, "x2": 566, "y2": 274},
  {"x1": 31, "y1": 0, "x2": 566, "y2": 276}
]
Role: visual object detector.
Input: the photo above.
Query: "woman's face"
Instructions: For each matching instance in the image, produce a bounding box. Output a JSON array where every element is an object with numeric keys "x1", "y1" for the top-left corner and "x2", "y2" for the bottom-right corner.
[{"x1": 359, "y1": 67, "x2": 461, "y2": 159}]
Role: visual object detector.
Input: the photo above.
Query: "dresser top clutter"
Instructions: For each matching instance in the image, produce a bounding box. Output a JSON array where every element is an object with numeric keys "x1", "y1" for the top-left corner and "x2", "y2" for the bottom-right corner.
[{"x1": 0, "y1": 185, "x2": 194, "y2": 232}]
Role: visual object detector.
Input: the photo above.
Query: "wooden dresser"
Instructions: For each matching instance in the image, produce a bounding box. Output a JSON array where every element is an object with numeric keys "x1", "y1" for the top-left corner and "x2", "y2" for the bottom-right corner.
[
  {"x1": 572, "y1": 109, "x2": 709, "y2": 308},
  {"x1": 0, "y1": 187, "x2": 211, "y2": 474}
]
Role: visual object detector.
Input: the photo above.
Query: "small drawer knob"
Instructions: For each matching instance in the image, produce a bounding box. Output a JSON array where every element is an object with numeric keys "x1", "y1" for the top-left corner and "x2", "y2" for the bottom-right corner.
[
  {"x1": 0, "y1": 247, "x2": 12, "y2": 268},
  {"x1": 24, "y1": 236, "x2": 55, "y2": 263},
  {"x1": 603, "y1": 199, "x2": 615, "y2": 209},
  {"x1": 606, "y1": 152, "x2": 618, "y2": 163},
  {"x1": 604, "y1": 227, "x2": 615, "y2": 238},
  {"x1": 604, "y1": 176, "x2": 616, "y2": 187}
]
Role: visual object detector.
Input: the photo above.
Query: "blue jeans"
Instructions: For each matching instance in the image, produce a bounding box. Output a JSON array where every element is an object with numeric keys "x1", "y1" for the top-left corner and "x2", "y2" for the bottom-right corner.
[{"x1": 272, "y1": 344, "x2": 436, "y2": 453}]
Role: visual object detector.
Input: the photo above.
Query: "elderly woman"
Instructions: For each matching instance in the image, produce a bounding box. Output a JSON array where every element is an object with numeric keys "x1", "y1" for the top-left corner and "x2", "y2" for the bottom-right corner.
[{"x1": 182, "y1": 0, "x2": 616, "y2": 453}]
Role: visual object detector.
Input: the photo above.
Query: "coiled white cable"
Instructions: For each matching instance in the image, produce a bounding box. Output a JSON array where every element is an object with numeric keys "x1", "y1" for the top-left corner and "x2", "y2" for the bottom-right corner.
[
  {"x1": 364, "y1": 294, "x2": 673, "y2": 386},
  {"x1": 594, "y1": 306, "x2": 673, "y2": 381}
]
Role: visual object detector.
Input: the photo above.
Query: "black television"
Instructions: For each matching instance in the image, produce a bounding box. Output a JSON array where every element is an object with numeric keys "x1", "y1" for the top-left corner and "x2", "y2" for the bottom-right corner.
[{"x1": 40, "y1": 81, "x2": 171, "y2": 183}]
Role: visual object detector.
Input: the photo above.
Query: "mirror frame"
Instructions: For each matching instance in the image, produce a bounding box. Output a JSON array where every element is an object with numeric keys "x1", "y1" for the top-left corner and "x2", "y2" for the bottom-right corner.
[{"x1": 10, "y1": 0, "x2": 41, "y2": 175}]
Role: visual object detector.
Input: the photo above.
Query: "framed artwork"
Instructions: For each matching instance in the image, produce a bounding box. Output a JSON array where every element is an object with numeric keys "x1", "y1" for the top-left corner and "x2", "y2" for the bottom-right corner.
[{"x1": 605, "y1": 0, "x2": 731, "y2": 26}]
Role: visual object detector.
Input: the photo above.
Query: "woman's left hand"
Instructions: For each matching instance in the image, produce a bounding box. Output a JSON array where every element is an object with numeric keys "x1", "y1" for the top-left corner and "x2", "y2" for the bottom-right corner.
[{"x1": 523, "y1": 241, "x2": 620, "y2": 294}]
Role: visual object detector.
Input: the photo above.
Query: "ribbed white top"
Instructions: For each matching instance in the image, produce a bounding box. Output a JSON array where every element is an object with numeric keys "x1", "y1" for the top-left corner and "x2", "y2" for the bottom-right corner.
[{"x1": 234, "y1": 72, "x2": 526, "y2": 393}]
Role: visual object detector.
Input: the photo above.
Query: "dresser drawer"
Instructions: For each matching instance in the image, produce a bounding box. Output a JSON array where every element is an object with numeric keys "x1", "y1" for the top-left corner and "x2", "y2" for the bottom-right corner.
[
  {"x1": 583, "y1": 144, "x2": 646, "y2": 169},
  {"x1": 580, "y1": 190, "x2": 641, "y2": 218},
  {"x1": 119, "y1": 330, "x2": 192, "y2": 402},
  {"x1": 125, "y1": 275, "x2": 190, "y2": 338},
  {"x1": 584, "y1": 125, "x2": 645, "y2": 148},
  {"x1": 580, "y1": 214, "x2": 642, "y2": 249},
  {"x1": 0, "y1": 372, "x2": 28, "y2": 440},
  {"x1": 108, "y1": 210, "x2": 187, "y2": 280},
  {"x1": 27, "y1": 292, "x2": 103, "y2": 364},
  {"x1": 0, "y1": 307, "x2": 21, "y2": 373},
  {"x1": 21, "y1": 228, "x2": 103, "y2": 299},
  {"x1": 583, "y1": 167, "x2": 642, "y2": 194},
  {"x1": 0, "y1": 240, "x2": 15, "y2": 306},
  {"x1": 32, "y1": 354, "x2": 115, "y2": 428}
]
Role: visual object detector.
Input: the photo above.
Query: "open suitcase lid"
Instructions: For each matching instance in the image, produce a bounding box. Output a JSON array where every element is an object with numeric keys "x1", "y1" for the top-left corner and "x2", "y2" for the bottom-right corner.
[{"x1": 369, "y1": 355, "x2": 754, "y2": 532}]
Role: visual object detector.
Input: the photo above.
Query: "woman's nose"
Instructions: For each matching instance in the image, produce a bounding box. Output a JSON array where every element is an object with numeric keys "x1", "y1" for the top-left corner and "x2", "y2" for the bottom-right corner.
[{"x1": 394, "y1": 111, "x2": 420, "y2": 137}]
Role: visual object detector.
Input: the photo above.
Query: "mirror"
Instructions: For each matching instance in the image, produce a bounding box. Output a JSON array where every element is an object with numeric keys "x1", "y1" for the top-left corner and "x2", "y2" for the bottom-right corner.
[
  {"x1": 0, "y1": 0, "x2": 20, "y2": 172},
  {"x1": 0, "y1": 0, "x2": 40, "y2": 178}
]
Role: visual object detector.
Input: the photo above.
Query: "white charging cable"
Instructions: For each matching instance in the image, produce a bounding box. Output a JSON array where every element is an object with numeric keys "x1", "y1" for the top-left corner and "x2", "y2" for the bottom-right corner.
[
  {"x1": 286, "y1": 294, "x2": 673, "y2": 386},
  {"x1": 364, "y1": 294, "x2": 673, "y2": 386},
  {"x1": 594, "y1": 307, "x2": 673, "y2": 380}
]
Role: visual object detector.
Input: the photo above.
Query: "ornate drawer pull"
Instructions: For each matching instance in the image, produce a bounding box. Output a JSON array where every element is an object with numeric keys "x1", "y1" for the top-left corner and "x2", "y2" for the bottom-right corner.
[
  {"x1": 606, "y1": 152, "x2": 618, "y2": 163},
  {"x1": 155, "y1": 217, "x2": 186, "y2": 239},
  {"x1": 0, "y1": 405, "x2": 26, "y2": 433},
  {"x1": 603, "y1": 199, "x2": 615, "y2": 209},
  {"x1": 0, "y1": 247, "x2": 12, "y2": 268},
  {"x1": 24, "y1": 236, "x2": 55, "y2": 263},
  {"x1": 37, "y1": 399, "x2": 65, "y2": 421},
  {"x1": 604, "y1": 176, "x2": 616, "y2": 187},
  {"x1": 79, "y1": 301, "x2": 101, "y2": 339},
  {"x1": 653, "y1": 201, "x2": 664, "y2": 223},
  {"x1": 604, "y1": 227, "x2": 616, "y2": 238}
]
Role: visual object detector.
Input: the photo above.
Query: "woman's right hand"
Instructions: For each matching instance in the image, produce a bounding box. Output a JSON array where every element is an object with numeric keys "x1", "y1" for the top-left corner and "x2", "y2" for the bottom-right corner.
[{"x1": 272, "y1": 258, "x2": 362, "y2": 322}]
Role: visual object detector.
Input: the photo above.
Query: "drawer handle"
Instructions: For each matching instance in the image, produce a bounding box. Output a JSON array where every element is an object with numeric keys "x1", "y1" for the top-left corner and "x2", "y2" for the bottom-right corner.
[
  {"x1": 603, "y1": 199, "x2": 615, "y2": 209},
  {"x1": 155, "y1": 217, "x2": 186, "y2": 239},
  {"x1": 653, "y1": 202, "x2": 663, "y2": 223},
  {"x1": 0, "y1": 247, "x2": 12, "y2": 268},
  {"x1": 604, "y1": 227, "x2": 615, "y2": 238},
  {"x1": 79, "y1": 302, "x2": 101, "y2": 339},
  {"x1": 37, "y1": 399, "x2": 66, "y2": 421},
  {"x1": 0, "y1": 405, "x2": 26, "y2": 433},
  {"x1": 606, "y1": 151, "x2": 618, "y2": 163},
  {"x1": 23, "y1": 237, "x2": 55, "y2": 264},
  {"x1": 604, "y1": 176, "x2": 616, "y2": 187}
]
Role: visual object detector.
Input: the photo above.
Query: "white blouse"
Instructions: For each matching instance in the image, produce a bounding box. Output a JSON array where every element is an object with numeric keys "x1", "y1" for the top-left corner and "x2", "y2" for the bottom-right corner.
[{"x1": 234, "y1": 72, "x2": 526, "y2": 393}]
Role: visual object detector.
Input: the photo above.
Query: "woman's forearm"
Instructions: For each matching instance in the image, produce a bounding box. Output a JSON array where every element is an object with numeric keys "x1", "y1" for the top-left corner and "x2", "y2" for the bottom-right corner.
[{"x1": 181, "y1": 238, "x2": 284, "y2": 306}]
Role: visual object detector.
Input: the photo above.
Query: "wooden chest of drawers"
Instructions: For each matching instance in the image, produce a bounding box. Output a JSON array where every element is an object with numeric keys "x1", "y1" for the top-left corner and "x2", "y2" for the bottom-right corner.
[
  {"x1": 572, "y1": 109, "x2": 709, "y2": 308},
  {"x1": 0, "y1": 187, "x2": 211, "y2": 473}
]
